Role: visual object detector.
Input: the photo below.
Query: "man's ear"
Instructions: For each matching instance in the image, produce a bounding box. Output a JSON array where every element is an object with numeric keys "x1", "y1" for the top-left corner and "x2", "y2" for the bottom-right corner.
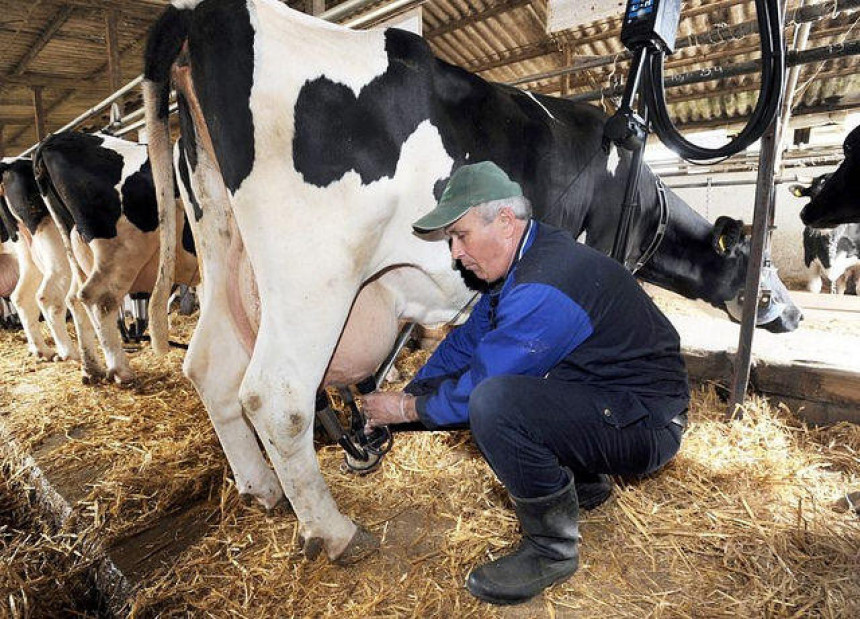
[{"x1": 498, "y1": 206, "x2": 517, "y2": 235}]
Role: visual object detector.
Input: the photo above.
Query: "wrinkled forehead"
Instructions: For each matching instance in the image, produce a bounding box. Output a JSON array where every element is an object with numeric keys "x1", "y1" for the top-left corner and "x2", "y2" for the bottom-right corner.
[{"x1": 444, "y1": 207, "x2": 480, "y2": 236}]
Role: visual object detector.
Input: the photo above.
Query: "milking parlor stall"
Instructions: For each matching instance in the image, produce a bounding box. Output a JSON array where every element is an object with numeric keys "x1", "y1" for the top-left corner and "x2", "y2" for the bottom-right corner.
[{"x1": 1, "y1": 0, "x2": 859, "y2": 616}]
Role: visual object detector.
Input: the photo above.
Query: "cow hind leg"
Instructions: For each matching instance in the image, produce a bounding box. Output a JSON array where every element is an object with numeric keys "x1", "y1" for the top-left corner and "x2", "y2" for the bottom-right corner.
[
  {"x1": 78, "y1": 268, "x2": 134, "y2": 384},
  {"x1": 184, "y1": 300, "x2": 284, "y2": 510},
  {"x1": 11, "y1": 252, "x2": 53, "y2": 358},
  {"x1": 34, "y1": 265, "x2": 76, "y2": 362},
  {"x1": 65, "y1": 274, "x2": 105, "y2": 383}
]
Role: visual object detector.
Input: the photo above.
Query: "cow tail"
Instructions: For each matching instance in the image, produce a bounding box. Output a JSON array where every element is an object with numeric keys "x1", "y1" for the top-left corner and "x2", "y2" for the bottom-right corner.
[
  {"x1": 143, "y1": 7, "x2": 190, "y2": 355},
  {"x1": 33, "y1": 139, "x2": 76, "y2": 239}
]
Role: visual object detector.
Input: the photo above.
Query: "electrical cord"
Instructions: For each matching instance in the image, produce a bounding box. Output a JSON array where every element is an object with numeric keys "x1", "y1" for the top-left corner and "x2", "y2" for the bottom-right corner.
[{"x1": 644, "y1": 0, "x2": 786, "y2": 163}]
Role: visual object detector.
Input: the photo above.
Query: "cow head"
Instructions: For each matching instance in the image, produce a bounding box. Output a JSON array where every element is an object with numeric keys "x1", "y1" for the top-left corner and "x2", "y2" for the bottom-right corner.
[
  {"x1": 798, "y1": 125, "x2": 860, "y2": 227},
  {"x1": 710, "y1": 217, "x2": 803, "y2": 333}
]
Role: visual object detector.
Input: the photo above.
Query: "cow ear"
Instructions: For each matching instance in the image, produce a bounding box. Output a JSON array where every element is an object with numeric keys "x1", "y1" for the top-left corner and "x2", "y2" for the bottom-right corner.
[
  {"x1": 788, "y1": 184, "x2": 807, "y2": 198},
  {"x1": 711, "y1": 215, "x2": 744, "y2": 254}
]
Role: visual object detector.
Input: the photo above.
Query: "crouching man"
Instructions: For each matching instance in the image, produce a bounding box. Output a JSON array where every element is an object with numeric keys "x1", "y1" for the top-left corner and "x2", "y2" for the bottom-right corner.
[{"x1": 362, "y1": 161, "x2": 690, "y2": 604}]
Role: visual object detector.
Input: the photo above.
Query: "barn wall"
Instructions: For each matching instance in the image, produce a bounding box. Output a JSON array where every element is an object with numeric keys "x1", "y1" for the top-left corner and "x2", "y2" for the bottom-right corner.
[{"x1": 669, "y1": 164, "x2": 834, "y2": 289}]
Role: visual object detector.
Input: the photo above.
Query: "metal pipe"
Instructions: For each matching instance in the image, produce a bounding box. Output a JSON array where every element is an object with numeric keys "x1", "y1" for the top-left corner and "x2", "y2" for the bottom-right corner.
[
  {"x1": 567, "y1": 39, "x2": 860, "y2": 103},
  {"x1": 17, "y1": 74, "x2": 144, "y2": 157},
  {"x1": 344, "y1": 0, "x2": 428, "y2": 28},
  {"x1": 774, "y1": 5, "x2": 813, "y2": 173},
  {"x1": 114, "y1": 102, "x2": 178, "y2": 138},
  {"x1": 319, "y1": 0, "x2": 386, "y2": 22},
  {"x1": 506, "y1": 0, "x2": 860, "y2": 87},
  {"x1": 664, "y1": 175, "x2": 805, "y2": 189},
  {"x1": 727, "y1": 118, "x2": 782, "y2": 420}
]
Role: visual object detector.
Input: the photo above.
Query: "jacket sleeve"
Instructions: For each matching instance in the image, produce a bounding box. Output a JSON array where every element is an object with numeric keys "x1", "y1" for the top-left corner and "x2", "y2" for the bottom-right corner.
[
  {"x1": 406, "y1": 294, "x2": 492, "y2": 393},
  {"x1": 415, "y1": 283, "x2": 593, "y2": 428}
]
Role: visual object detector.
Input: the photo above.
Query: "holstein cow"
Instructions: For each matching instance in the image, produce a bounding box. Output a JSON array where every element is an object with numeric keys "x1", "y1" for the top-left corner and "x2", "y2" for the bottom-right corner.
[
  {"x1": 144, "y1": 0, "x2": 802, "y2": 563},
  {"x1": 797, "y1": 124, "x2": 860, "y2": 227},
  {"x1": 0, "y1": 160, "x2": 78, "y2": 361},
  {"x1": 33, "y1": 131, "x2": 200, "y2": 383},
  {"x1": 801, "y1": 223, "x2": 860, "y2": 294}
]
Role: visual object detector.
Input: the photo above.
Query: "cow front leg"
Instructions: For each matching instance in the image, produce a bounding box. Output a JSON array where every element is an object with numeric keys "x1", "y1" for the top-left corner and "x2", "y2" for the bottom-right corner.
[
  {"x1": 239, "y1": 376, "x2": 376, "y2": 563},
  {"x1": 183, "y1": 300, "x2": 284, "y2": 510}
]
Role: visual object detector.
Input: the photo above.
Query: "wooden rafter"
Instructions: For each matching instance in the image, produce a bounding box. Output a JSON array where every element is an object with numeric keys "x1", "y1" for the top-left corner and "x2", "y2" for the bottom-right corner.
[
  {"x1": 426, "y1": 0, "x2": 531, "y2": 39},
  {"x1": 0, "y1": 6, "x2": 75, "y2": 93}
]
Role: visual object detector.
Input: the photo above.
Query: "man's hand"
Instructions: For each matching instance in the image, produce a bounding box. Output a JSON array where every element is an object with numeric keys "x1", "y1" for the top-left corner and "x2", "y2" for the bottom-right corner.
[{"x1": 361, "y1": 391, "x2": 417, "y2": 433}]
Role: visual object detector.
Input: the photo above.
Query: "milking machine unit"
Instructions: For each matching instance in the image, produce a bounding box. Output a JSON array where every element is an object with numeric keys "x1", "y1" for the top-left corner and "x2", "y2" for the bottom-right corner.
[
  {"x1": 118, "y1": 292, "x2": 150, "y2": 347},
  {"x1": 606, "y1": 0, "x2": 785, "y2": 281},
  {"x1": 316, "y1": 324, "x2": 415, "y2": 473}
]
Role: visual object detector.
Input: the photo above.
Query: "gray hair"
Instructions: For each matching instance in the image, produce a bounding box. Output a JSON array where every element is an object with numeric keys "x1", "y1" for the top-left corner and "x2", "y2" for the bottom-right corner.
[{"x1": 473, "y1": 195, "x2": 532, "y2": 224}]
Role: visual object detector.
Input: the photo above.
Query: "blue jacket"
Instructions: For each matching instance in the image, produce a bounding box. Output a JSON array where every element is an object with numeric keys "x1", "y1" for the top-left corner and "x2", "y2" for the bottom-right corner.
[{"x1": 409, "y1": 221, "x2": 689, "y2": 429}]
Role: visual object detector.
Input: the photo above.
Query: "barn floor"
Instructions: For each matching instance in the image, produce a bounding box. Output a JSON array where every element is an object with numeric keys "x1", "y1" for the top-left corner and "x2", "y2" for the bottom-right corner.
[{"x1": 0, "y1": 294, "x2": 859, "y2": 617}]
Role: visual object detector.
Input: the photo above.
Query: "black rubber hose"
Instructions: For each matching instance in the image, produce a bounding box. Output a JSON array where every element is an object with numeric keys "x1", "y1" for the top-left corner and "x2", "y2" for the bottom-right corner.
[{"x1": 645, "y1": 0, "x2": 785, "y2": 162}]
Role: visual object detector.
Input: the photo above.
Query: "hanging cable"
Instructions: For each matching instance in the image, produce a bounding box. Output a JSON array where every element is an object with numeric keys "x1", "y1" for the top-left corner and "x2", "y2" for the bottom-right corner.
[{"x1": 644, "y1": 0, "x2": 786, "y2": 163}]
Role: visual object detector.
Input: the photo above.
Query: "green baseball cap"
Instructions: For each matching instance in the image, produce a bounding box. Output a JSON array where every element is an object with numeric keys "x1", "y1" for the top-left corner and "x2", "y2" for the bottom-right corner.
[{"x1": 412, "y1": 161, "x2": 523, "y2": 232}]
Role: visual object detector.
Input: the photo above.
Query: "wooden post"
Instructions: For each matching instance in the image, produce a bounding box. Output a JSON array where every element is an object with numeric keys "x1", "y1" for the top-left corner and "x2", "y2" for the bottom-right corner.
[
  {"x1": 308, "y1": 0, "x2": 325, "y2": 15},
  {"x1": 562, "y1": 47, "x2": 572, "y2": 96},
  {"x1": 105, "y1": 9, "x2": 122, "y2": 125},
  {"x1": 32, "y1": 87, "x2": 46, "y2": 142}
]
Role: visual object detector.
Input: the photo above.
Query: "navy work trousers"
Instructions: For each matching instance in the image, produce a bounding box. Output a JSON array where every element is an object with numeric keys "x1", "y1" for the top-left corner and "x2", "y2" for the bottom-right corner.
[{"x1": 466, "y1": 375, "x2": 684, "y2": 499}]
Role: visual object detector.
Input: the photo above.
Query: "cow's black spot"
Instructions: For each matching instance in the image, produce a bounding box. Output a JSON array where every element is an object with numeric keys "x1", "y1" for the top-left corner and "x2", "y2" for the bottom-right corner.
[
  {"x1": 1, "y1": 159, "x2": 51, "y2": 235},
  {"x1": 181, "y1": 213, "x2": 196, "y2": 256},
  {"x1": 188, "y1": 0, "x2": 254, "y2": 194},
  {"x1": 177, "y1": 95, "x2": 198, "y2": 173},
  {"x1": 121, "y1": 159, "x2": 159, "y2": 234},
  {"x1": 37, "y1": 132, "x2": 124, "y2": 242},
  {"x1": 176, "y1": 136, "x2": 202, "y2": 222},
  {"x1": 294, "y1": 30, "x2": 436, "y2": 187}
]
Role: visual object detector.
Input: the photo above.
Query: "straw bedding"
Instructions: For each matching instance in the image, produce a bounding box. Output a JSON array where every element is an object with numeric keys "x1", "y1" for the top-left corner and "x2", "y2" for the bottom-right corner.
[{"x1": 0, "y1": 313, "x2": 858, "y2": 618}]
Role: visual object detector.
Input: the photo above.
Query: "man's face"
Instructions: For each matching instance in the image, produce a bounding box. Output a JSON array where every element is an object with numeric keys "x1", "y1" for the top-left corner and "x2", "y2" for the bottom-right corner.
[{"x1": 445, "y1": 207, "x2": 516, "y2": 283}]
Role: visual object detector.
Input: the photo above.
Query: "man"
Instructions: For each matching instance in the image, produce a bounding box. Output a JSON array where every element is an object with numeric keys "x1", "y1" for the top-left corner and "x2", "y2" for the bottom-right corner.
[{"x1": 361, "y1": 161, "x2": 689, "y2": 604}]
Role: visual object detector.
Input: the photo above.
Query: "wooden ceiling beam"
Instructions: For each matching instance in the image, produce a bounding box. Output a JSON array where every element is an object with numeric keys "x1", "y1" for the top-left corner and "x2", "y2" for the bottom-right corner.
[
  {"x1": 463, "y1": 40, "x2": 561, "y2": 73},
  {"x1": 9, "y1": 6, "x2": 75, "y2": 77},
  {"x1": 426, "y1": 0, "x2": 531, "y2": 38}
]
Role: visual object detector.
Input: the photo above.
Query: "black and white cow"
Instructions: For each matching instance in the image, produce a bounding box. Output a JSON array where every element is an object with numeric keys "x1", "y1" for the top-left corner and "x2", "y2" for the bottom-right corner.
[
  {"x1": 143, "y1": 0, "x2": 802, "y2": 563},
  {"x1": 801, "y1": 223, "x2": 860, "y2": 294},
  {"x1": 797, "y1": 124, "x2": 860, "y2": 227},
  {"x1": 0, "y1": 160, "x2": 78, "y2": 360},
  {"x1": 33, "y1": 131, "x2": 199, "y2": 383}
]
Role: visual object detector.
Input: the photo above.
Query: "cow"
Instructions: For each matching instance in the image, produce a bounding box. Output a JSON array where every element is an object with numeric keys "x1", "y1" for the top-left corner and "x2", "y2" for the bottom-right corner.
[
  {"x1": 32, "y1": 131, "x2": 200, "y2": 384},
  {"x1": 143, "y1": 0, "x2": 802, "y2": 564},
  {"x1": 797, "y1": 124, "x2": 860, "y2": 227},
  {"x1": 0, "y1": 209, "x2": 21, "y2": 329},
  {"x1": 0, "y1": 160, "x2": 78, "y2": 361},
  {"x1": 801, "y1": 223, "x2": 860, "y2": 294}
]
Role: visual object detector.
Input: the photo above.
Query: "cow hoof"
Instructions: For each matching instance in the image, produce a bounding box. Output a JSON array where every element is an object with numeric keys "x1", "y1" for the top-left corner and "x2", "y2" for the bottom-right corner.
[
  {"x1": 108, "y1": 368, "x2": 136, "y2": 386},
  {"x1": 267, "y1": 496, "x2": 292, "y2": 515},
  {"x1": 82, "y1": 368, "x2": 106, "y2": 385},
  {"x1": 334, "y1": 526, "x2": 379, "y2": 566},
  {"x1": 301, "y1": 536, "x2": 325, "y2": 561}
]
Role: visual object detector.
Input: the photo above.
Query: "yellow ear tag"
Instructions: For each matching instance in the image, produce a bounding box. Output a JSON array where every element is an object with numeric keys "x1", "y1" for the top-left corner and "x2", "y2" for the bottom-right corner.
[{"x1": 718, "y1": 236, "x2": 727, "y2": 252}]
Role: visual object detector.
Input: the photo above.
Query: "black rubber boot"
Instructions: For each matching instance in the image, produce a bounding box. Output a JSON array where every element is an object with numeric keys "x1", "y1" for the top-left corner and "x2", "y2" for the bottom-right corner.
[
  {"x1": 576, "y1": 473, "x2": 612, "y2": 511},
  {"x1": 466, "y1": 476, "x2": 580, "y2": 605}
]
